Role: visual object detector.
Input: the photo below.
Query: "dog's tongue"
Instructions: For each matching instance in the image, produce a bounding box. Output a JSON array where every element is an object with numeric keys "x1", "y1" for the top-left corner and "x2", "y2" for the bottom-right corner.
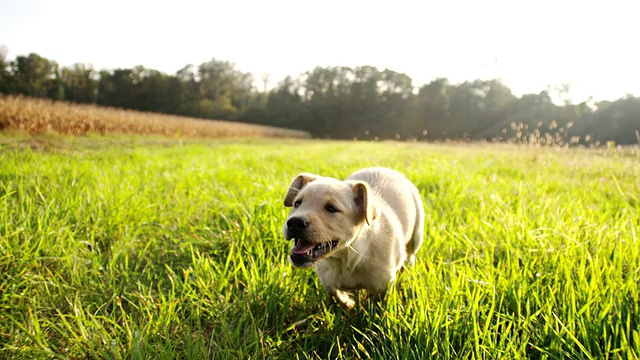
[{"x1": 291, "y1": 239, "x2": 316, "y2": 255}]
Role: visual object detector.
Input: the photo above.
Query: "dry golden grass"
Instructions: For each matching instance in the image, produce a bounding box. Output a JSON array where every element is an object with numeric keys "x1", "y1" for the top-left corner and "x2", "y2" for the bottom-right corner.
[{"x1": 0, "y1": 95, "x2": 310, "y2": 138}]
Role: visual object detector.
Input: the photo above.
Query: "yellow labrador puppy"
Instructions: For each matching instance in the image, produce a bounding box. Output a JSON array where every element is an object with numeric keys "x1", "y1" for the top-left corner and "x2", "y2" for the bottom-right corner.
[{"x1": 283, "y1": 167, "x2": 424, "y2": 309}]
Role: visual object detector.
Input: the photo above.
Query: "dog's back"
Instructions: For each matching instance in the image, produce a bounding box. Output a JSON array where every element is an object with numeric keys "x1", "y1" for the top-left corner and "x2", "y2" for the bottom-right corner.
[{"x1": 347, "y1": 167, "x2": 424, "y2": 264}]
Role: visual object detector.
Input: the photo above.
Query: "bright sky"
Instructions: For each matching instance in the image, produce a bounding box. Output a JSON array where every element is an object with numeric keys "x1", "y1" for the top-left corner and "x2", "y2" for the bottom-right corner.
[{"x1": 1, "y1": 0, "x2": 638, "y2": 104}]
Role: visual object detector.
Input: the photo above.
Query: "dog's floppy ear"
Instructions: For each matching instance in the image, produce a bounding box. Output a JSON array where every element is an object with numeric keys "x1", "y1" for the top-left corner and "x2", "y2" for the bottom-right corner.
[
  {"x1": 283, "y1": 173, "x2": 320, "y2": 207},
  {"x1": 351, "y1": 181, "x2": 378, "y2": 226}
]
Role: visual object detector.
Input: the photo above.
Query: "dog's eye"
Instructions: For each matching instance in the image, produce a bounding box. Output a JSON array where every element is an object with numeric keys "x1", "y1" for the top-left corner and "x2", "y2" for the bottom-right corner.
[
  {"x1": 293, "y1": 200, "x2": 302, "y2": 208},
  {"x1": 325, "y1": 204, "x2": 340, "y2": 213}
]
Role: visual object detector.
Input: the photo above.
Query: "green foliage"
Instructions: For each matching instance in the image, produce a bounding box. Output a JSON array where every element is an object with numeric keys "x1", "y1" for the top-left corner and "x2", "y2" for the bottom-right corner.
[
  {"x1": 267, "y1": 68, "x2": 639, "y2": 144},
  {"x1": 1, "y1": 135, "x2": 639, "y2": 359},
  {"x1": 588, "y1": 97, "x2": 640, "y2": 144},
  {"x1": 0, "y1": 47, "x2": 14, "y2": 94},
  {"x1": 277, "y1": 66, "x2": 415, "y2": 139},
  {"x1": 8, "y1": 53, "x2": 62, "y2": 99},
  {"x1": 59, "y1": 63, "x2": 99, "y2": 104},
  {"x1": 1, "y1": 51, "x2": 640, "y2": 144}
]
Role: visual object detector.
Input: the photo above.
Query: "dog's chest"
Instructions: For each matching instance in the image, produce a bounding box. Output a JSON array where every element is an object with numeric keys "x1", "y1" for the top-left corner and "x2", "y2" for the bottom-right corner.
[{"x1": 317, "y1": 258, "x2": 385, "y2": 292}]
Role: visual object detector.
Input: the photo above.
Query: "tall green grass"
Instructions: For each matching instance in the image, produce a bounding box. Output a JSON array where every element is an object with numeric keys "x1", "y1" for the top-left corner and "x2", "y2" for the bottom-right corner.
[{"x1": 1, "y1": 135, "x2": 638, "y2": 359}]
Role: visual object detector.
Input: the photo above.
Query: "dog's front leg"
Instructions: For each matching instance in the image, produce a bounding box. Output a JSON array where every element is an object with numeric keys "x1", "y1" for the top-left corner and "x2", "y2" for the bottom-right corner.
[{"x1": 325, "y1": 287, "x2": 355, "y2": 310}]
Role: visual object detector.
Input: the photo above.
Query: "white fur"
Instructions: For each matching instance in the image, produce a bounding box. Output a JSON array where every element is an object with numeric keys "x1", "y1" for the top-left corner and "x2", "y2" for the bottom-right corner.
[{"x1": 283, "y1": 167, "x2": 424, "y2": 309}]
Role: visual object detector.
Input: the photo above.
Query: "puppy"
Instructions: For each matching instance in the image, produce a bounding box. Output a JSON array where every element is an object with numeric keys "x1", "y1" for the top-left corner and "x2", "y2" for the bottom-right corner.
[{"x1": 283, "y1": 167, "x2": 424, "y2": 309}]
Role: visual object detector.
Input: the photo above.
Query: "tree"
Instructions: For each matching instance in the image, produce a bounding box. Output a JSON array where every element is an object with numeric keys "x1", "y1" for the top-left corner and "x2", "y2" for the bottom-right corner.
[
  {"x1": 475, "y1": 80, "x2": 516, "y2": 135},
  {"x1": 10, "y1": 53, "x2": 61, "y2": 99},
  {"x1": 0, "y1": 46, "x2": 15, "y2": 94},
  {"x1": 302, "y1": 66, "x2": 353, "y2": 137},
  {"x1": 414, "y1": 78, "x2": 451, "y2": 139},
  {"x1": 1, "y1": 49, "x2": 638, "y2": 144},
  {"x1": 97, "y1": 67, "x2": 142, "y2": 109},
  {"x1": 266, "y1": 76, "x2": 305, "y2": 129},
  {"x1": 136, "y1": 68, "x2": 181, "y2": 113},
  {"x1": 60, "y1": 63, "x2": 98, "y2": 104},
  {"x1": 196, "y1": 59, "x2": 255, "y2": 119},
  {"x1": 590, "y1": 96, "x2": 640, "y2": 144},
  {"x1": 174, "y1": 65, "x2": 199, "y2": 117}
]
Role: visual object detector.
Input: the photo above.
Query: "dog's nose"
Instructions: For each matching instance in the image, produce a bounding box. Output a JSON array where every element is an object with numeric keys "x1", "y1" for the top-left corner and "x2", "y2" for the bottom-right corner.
[{"x1": 287, "y1": 217, "x2": 309, "y2": 230}]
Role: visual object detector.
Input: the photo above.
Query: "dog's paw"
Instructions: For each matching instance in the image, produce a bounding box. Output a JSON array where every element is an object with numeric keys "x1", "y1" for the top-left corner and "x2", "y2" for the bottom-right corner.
[
  {"x1": 341, "y1": 298, "x2": 355, "y2": 310},
  {"x1": 334, "y1": 290, "x2": 355, "y2": 310},
  {"x1": 406, "y1": 254, "x2": 416, "y2": 267}
]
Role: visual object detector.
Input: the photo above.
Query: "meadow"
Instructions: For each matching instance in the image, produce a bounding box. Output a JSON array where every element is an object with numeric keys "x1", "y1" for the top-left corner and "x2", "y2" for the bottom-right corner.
[{"x1": 1, "y1": 134, "x2": 639, "y2": 359}]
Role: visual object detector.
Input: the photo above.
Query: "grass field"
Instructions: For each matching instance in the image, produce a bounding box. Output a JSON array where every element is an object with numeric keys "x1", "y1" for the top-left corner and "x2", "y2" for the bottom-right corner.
[{"x1": 1, "y1": 135, "x2": 639, "y2": 359}]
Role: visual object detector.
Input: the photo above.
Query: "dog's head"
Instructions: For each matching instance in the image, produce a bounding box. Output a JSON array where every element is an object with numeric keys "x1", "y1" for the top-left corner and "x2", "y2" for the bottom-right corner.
[{"x1": 282, "y1": 173, "x2": 378, "y2": 268}]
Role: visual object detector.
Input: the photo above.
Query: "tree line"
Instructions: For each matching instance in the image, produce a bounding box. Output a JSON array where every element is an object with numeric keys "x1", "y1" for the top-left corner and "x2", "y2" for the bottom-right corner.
[{"x1": 1, "y1": 50, "x2": 639, "y2": 145}]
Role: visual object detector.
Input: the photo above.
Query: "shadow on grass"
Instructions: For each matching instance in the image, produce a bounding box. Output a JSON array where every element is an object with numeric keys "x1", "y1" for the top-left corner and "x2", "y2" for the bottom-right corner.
[{"x1": 236, "y1": 272, "x2": 437, "y2": 359}]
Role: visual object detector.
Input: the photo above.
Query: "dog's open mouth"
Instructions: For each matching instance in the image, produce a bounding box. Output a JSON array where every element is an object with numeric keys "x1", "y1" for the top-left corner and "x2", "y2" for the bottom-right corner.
[{"x1": 290, "y1": 239, "x2": 339, "y2": 267}]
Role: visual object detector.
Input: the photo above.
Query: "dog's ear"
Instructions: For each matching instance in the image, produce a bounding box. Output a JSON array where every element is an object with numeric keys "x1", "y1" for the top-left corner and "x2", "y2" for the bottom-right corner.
[
  {"x1": 283, "y1": 173, "x2": 320, "y2": 207},
  {"x1": 351, "y1": 181, "x2": 378, "y2": 226}
]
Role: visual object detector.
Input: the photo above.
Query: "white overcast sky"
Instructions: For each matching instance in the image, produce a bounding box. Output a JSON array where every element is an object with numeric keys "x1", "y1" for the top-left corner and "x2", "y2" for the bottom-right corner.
[{"x1": 1, "y1": 0, "x2": 638, "y2": 103}]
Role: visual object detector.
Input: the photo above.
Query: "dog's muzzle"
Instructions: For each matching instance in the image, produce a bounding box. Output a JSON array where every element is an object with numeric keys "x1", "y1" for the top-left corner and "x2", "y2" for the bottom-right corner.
[
  {"x1": 285, "y1": 217, "x2": 339, "y2": 267},
  {"x1": 289, "y1": 238, "x2": 340, "y2": 268},
  {"x1": 285, "y1": 217, "x2": 309, "y2": 239}
]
